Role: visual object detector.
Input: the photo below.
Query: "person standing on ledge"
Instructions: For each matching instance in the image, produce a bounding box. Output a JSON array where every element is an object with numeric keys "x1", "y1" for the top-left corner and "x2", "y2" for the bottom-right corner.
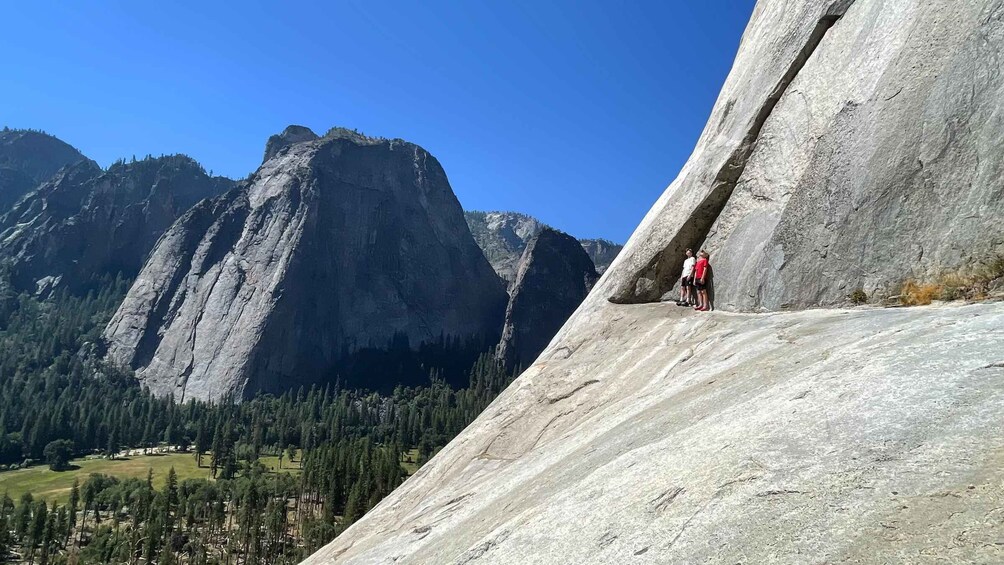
[
  {"x1": 694, "y1": 250, "x2": 711, "y2": 312},
  {"x1": 676, "y1": 248, "x2": 696, "y2": 306}
]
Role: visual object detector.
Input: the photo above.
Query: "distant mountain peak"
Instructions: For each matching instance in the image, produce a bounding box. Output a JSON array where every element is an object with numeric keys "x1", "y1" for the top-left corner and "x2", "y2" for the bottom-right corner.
[
  {"x1": 464, "y1": 210, "x2": 622, "y2": 283},
  {"x1": 0, "y1": 128, "x2": 87, "y2": 174},
  {"x1": 263, "y1": 125, "x2": 320, "y2": 162}
]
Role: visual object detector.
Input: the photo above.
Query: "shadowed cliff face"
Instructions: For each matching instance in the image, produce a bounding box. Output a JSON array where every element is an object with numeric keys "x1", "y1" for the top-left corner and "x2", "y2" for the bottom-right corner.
[
  {"x1": 496, "y1": 229, "x2": 598, "y2": 370},
  {"x1": 0, "y1": 155, "x2": 231, "y2": 293},
  {"x1": 302, "y1": 1, "x2": 1004, "y2": 563},
  {"x1": 104, "y1": 129, "x2": 509, "y2": 401}
]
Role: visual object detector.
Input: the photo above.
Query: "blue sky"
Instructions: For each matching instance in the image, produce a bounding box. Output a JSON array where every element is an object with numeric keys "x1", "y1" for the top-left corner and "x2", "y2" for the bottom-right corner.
[{"x1": 2, "y1": 1, "x2": 754, "y2": 243}]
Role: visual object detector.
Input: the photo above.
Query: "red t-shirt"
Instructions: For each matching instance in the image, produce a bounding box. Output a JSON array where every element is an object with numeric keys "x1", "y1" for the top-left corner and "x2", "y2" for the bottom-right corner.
[{"x1": 694, "y1": 257, "x2": 709, "y2": 281}]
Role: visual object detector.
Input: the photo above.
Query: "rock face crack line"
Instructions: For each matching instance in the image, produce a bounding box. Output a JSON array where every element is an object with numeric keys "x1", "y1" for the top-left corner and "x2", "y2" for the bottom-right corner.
[{"x1": 611, "y1": 0, "x2": 855, "y2": 304}]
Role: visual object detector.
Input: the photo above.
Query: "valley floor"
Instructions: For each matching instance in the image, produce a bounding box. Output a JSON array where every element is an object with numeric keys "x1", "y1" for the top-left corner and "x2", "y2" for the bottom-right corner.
[{"x1": 0, "y1": 451, "x2": 302, "y2": 505}]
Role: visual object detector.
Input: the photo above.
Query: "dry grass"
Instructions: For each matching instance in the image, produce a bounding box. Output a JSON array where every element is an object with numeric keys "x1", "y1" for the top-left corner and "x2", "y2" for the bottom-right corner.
[
  {"x1": 900, "y1": 281, "x2": 943, "y2": 306},
  {"x1": 900, "y1": 256, "x2": 1004, "y2": 306}
]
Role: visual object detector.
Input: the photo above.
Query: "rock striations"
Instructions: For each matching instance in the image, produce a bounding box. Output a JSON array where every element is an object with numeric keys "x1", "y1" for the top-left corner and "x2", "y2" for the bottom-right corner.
[
  {"x1": 0, "y1": 155, "x2": 231, "y2": 293},
  {"x1": 104, "y1": 128, "x2": 509, "y2": 401},
  {"x1": 302, "y1": 1, "x2": 1004, "y2": 563},
  {"x1": 496, "y1": 228, "x2": 598, "y2": 370}
]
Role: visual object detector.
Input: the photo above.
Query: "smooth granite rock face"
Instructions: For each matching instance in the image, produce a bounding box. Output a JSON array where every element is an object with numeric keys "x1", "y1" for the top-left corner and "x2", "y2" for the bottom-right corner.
[
  {"x1": 496, "y1": 229, "x2": 598, "y2": 370},
  {"x1": 105, "y1": 130, "x2": 508, "y2": 401},
  {"x1": 0, "y1": 129, "x2": 90, "y2": 212},
  {"x1": 0, "y1": 155, "x2": 230, "y2": 292},
  {"x1": 303, "y1": 1, "x2": 1004, "y2": 563},
  {"x1": 304, "y1": 302, "x2": 1004, "y2": 565}
]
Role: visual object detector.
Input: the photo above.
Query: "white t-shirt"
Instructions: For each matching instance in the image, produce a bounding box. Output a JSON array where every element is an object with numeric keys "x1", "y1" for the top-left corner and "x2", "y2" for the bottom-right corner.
[{"x1": 681, "y1": 256, "x2": 696, "y2": 278}]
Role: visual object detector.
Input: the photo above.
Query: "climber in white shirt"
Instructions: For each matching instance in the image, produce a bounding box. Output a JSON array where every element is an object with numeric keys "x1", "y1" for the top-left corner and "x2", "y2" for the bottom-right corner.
[{"x1": 676, "y1": 248, "x2": 696, "y2": 306}]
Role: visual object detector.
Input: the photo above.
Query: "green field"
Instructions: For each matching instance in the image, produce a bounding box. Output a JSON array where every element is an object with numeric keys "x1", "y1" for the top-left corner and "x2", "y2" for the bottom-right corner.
[
  {"x1": 0, "y1": 453, "x2": 209, "y2": 504},
  {"x1": 0, "y1": 448, "x2": 417, "y2": 505},
  {"x1": 259, "y1": 454, "x2": 302, "y2": 474}
]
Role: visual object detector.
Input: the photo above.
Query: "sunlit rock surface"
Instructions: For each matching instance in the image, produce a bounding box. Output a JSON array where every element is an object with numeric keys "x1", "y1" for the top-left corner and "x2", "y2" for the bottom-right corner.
[{"x1": 304, "y1": 0, "x2": 1004, "y2": 562}]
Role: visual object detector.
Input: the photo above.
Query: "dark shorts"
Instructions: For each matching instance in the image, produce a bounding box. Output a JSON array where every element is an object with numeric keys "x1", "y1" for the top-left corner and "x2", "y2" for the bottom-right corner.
[
  {"x1": 681, "y1": 276, "x2": 693, "y2": 288},
  {"x1": 694, "y1": 279, "x2": 707, "y2": 291}
]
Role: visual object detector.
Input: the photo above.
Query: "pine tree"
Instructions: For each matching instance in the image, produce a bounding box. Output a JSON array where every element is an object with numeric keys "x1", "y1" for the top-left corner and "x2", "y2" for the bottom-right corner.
[
  {"x1": 106, "y1": 428, "x2": 118, "y2": 459},
  {"x1": 14, "y1": 492, "x2": 33, "y2": 540},
  {"x1": 67, "y1": 478, "x2": 79, "y2": 545},
  {"x1": 27, "y1": 499, "x2": 47, "y2": 565}
]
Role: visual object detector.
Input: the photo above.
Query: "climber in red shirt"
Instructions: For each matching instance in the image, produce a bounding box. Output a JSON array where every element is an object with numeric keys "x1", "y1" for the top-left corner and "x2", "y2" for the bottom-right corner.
[{"x1": 693, "y1": 250, "x2": 711, "y2": 312}]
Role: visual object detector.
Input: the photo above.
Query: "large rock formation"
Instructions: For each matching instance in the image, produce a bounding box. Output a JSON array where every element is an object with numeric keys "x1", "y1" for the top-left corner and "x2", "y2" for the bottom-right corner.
[
  {"x1": 496, "y1": 228, "x2": 598, "y2": 370},
  {"x1": 606, "y1": 0, "x2": 1004, "y2": 311},
  {"x1": 0, "y1": 128, "x2": 90, "y2": 212},
  {"x1": 104, "y1": 128, "x2": 508, "y2": 401},
  {"x1": 465, "y1": 211, "x2": 622, "y2": 285},
  {"x1": 302, "y1": 1, "x2": 1004, "y2": 563},
  {"x1": 0, "y1": 155, "x2": 230, "y2": 292}
]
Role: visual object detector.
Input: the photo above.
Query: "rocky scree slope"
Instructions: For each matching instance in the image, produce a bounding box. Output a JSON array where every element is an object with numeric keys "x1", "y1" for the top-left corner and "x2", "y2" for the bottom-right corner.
[
  {"x1": 496, "y1": 228, "x2": 598, "y2": 370},
  {"x1": 303, "y1": 0, "x2": 1004, "y2": 563},
  {"x1": 0, "y1": 128, "x2": 90, "y2": 213},
  {"x1": 0, "y1": 155, "x2": 231, "y2": 293},
  {"x1": 104, "y1": 128, "x2": 508, "y2": 401}
]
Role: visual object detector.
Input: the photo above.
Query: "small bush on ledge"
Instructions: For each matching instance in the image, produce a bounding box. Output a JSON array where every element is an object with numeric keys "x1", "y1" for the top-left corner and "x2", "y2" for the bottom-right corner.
[{"x1": 849, "y1": 289, "x2": 868, "y2": 304}]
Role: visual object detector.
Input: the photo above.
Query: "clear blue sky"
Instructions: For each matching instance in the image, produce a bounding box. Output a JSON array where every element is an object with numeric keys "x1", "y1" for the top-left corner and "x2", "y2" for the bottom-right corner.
[{"x1": 2, "y1": 1, "x2": 754, "y2": 243}]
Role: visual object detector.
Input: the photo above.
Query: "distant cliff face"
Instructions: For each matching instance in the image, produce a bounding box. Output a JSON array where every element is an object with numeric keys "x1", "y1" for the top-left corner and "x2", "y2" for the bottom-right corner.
[
  {"x1": 496, "y1": 229, "x2": 598, "y2": 370},
  {"x1": 0, "y1": 129, "x2": 90, "y2": 212},
  {"x1": 465, "y1": 211, "x2": 546, "y2": 287},
  {"x1": 0, "y1": 155, "x2": 230, "y2": 293},
  {"x1": 465, "y1": 211, "x2": 621, "y2": 284},
  {"x1": 105, "y1": 128, "x2": 508, "y2": 401},
  {"x1": 578, "y1": 238, "x2": 623, "y2": 274}
]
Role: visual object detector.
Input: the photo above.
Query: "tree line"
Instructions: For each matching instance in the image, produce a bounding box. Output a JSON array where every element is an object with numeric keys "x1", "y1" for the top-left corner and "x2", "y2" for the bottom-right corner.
[{"x1": 0, "y1": 275, "x2": 517, "y2": 563}]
